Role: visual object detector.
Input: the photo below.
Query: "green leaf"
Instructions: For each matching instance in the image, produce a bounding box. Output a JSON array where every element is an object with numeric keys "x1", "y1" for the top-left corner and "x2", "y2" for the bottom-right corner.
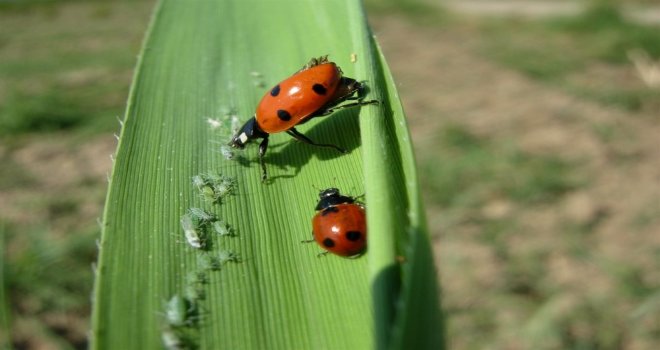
[
  {"x1": 91, "y1": 0, "x2": 443, "y2": 349},
  {"x1": 0, "y1": 224, "x2": 11, "y2": 348}
]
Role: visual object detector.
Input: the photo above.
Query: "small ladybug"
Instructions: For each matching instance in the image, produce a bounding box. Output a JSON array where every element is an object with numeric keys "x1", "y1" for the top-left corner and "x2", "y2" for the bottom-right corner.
[
  {"x1": 310, "y1": 188, "x2": 366, "y2": 257},
  {"x1": 229, "y1": 56, "x2": 378, "y2": 181}
]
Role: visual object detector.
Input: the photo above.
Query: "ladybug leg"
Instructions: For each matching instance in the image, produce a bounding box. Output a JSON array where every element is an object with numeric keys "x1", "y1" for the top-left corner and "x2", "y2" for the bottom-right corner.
[
  {"x1": 302, "y1": 232, "x2": 316, "y2": 244},
  {"x1": 343, "y1": 95, "x2": 361, "y2": 101},
  {"x1": 258, "y1": 136, "x2": 269, "y2": 182},
  {"x1": 302, "y1": 233, "x2": 327, "y2": 256},
  {"x1": 286, "y1": 128, "x2": 346, "y2": 154},
  {"x1": 315, "y1": 99, "x2": 379, "y2": 117}
]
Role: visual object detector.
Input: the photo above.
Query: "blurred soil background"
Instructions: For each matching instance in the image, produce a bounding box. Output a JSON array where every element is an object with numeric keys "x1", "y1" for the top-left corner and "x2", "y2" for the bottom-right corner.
[{"x1": 1, "y1": 0, "x2": 659, "y2": 349}]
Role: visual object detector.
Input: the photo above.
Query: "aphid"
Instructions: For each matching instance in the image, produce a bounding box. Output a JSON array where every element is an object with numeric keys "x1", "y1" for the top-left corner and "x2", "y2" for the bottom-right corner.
[
  {"x1": 200, "y1": 186, "x2": 216, "y2": 202},
  {"x1": 164, "y1": 295, "x2": 186, "y2": 327},
  {"x1": 192, "y1": 174, "x2": 216, "y2": 202},
  {"x1": 212, "y1": 220, "x2": 234, "y2": 237},
  {"x1": 213, "y1": 176, "x2": 236, "y2": 198},
  {"x1": 191, "y1": 173, "x2": 236, "y2": 204},
  {"x1": 184, "y1": 280, "x2": 206, "y2": 302},
  {"x1": 350, "y1": 53, "x2": 357, "y2": 63},
  {"x1": 191, "y1": 175, "x2": 206, "y2": 190},
  {"x1": 164, "y1": 294, "x2": 197, "y2": 328},
  {"x1": 185, "y1": 270, "x2": 209, "y2": 286},
  {"x1": 188, "y1": 207, "x2": 216, "y2": 224},
  {"x1": 216, "y1": 249, "x2": 240, "y2": 265},
  {"x1": 161, "y1": 328, "x2": 184, "y2": 350},
  {"x1": 309, "y1": 188, "x2": 367, "y2": 257},
  {"x1": 197, "y1": 253, "x2": 220, "y2": 271},
  {"x1": 250, "y1": 71, "x2": 266, "y2": 88},
  {"x1": 206, "y1": 117, "x2": 222, "y2": 129},
  {"x1": 183, "y1": 269, "x2": 208, "y2": 303},
  {"x1": 180, "y1": 213, "x2": 203, "y2": 249},
  {"x1": 161, "y1": 326, "x2": 197, "y2": 350},
  {"x1": 197, "y1": 250, "x2": 240, "y2": 271},
  {"x1": 228, "y1": 56, "x2": 378, "y2": 181},
  {"x1": 220, "y1": 144, "x2": 235, "y2": 160},
  {"x1": 192, "y1": 175, "x2": 217, "y2": 203}
]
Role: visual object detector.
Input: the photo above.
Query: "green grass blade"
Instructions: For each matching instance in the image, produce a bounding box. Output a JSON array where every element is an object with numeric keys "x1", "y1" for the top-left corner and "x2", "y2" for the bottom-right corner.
[
  {"x1": 92, "y1": 0, "x2": 442, "y2": 349},
  {"x1": 0, "y1": 224, "x2": 11, "y2": 348},
  {"x1": 368, "y1": 39, "x2": 445, "y2": 349}
]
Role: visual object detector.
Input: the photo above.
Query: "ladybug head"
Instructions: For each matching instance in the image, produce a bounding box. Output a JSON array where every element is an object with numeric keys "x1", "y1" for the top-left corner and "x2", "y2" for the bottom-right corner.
[
  {"x1": 343, "y1": 78, "x2": 363, "y2": 94},
  {"x1": 319, "y1": 188, "x2": 340, "y2": 199},
  {"x1": 333, "y1": 77, "x2": 368, "y2": 103},
  {"x1": 315, "y1": 188, "x2": 354, "y2": 211},
  {"x1": 228, "y1": 116, "x2": 266, "y2": 149}
]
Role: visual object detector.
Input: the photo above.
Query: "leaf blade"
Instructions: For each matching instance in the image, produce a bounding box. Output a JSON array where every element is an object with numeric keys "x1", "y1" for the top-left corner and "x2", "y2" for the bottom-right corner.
[{"x1": 92, "y1": 0, "x2": 442, "y2": 349}]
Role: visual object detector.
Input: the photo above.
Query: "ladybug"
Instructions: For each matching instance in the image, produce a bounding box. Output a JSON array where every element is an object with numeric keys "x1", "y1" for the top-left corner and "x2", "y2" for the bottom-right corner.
[
  {"x1": 310, "y1": 188, "x2": 366, "y2": 257},
  {"x1": 229, "y1": 56, "x2": 378, "y2": 181}
]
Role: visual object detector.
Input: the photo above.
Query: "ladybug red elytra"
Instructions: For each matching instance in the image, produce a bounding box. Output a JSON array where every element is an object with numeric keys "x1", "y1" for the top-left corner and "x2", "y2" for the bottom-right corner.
[
  {"x1": 229, "y1": 56, "x2": 378, "y2": 181},
  {"x1": 310, "y1": 188, "x2": 366, "y2": 257}
]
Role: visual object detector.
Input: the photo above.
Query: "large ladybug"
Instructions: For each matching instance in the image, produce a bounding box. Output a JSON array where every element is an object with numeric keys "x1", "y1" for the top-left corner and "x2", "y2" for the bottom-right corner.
[
  {"x1": 310, "y1": 188, "x2": 366, "y2": 257},
  {"x1": 228, "y1": 56, "x2": 378, "y2": 181}
]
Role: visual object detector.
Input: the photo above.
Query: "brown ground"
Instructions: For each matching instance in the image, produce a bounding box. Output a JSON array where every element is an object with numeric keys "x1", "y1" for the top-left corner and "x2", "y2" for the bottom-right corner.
[
  {"x1": 443, "y1": 0, "x2": 660, "y2": 25},
  {"x1": 371, "y1": 15, "x2": 660, "y2": 348},
  {"x1": 372, "y1": 15, "x2": 660, "y2": 236}
]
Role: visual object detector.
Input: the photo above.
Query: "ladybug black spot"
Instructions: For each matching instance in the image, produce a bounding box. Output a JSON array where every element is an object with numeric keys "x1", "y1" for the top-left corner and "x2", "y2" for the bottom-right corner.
[
  {"x1": 321, "y1": 207, "x2": 339, "y2": 216},
  {"x1": 322, "y1": 238, "x2": 335, "y2": 248},
  {"x1": 312, "y1": 83, "x2": 327, "y2": 95},
  {"x1": 346, "y1": 231, "x2": 362, "y2": 241},
  {"x1": 270, "y1": 84, "x2": 281, "y2": 97},
  {"x1": 277, "y1": 109, "x2": 291, "y2": 121}
]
